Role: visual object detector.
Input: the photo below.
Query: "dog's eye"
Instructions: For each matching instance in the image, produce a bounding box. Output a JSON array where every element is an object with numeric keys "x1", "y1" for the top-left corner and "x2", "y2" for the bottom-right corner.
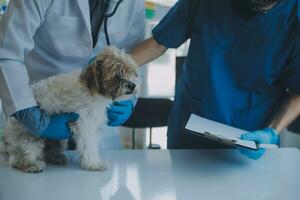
[
  {"x1": 119, "y1": 78, "x2": 126, "y2": 84},
  {"x1": 115, "y1": 76, "x2": 126, "y2": 85},
  {"x1": 115, "y1": 75, "x2": 122, "y2": 80}
]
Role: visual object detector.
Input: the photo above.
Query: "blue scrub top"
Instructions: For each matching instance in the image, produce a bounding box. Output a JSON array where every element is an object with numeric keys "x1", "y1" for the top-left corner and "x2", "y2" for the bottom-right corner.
[{"x1": 153, "y1": 0, "x2": 300, "y2": 134}]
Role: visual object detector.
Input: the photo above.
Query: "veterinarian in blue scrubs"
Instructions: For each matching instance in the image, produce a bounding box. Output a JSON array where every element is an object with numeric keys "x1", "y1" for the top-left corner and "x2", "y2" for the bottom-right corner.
[
  {"x1": 0, "y1": 0, "x2": 144, "y2": 148},
  {"x1": 131, "y1": 0, "x2": 300, "y2": 159}
]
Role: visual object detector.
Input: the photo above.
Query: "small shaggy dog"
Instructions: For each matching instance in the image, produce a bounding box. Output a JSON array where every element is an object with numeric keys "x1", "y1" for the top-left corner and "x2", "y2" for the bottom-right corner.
[{"x1": 1, "y1": 47, "x2": 139, "y2": 173}]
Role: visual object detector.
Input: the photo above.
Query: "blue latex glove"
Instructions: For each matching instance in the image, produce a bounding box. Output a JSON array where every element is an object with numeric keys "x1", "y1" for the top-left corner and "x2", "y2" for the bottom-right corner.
[
  {"x1": 107, "y1": 98, "x2": 136, "y2": 127},
  {"x1": 239, "y1": 128, "x2": 279, "y2": 160},
  {"x1": 13, "y1": 106, "x2": 79, "y2": 140}
]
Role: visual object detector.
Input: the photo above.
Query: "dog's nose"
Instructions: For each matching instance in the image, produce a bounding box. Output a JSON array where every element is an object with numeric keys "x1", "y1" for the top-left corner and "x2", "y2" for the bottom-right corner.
[{"x1": 126, "y1": 82, "x2": 136, "y2": 94}]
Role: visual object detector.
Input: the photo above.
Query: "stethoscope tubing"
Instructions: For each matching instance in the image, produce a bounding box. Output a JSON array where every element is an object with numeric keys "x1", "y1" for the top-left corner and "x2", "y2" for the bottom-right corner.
[{"x1": 103, "y1": 0, "x2": 124, "y2": 45}]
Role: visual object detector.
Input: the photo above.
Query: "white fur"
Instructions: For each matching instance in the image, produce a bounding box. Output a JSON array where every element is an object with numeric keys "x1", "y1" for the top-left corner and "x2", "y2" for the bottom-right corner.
[
  {"x1": 2, "y1": 47, "x2": 139, "y2": 172},
  {"x1": 0, "y1": 139, "x2": 5, "y2": 154}
]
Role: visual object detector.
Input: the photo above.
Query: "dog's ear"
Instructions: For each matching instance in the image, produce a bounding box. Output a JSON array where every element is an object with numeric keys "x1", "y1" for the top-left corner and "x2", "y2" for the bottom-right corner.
[{"x1": 80, "y1": 62, "x2": 101, "y2": 96}]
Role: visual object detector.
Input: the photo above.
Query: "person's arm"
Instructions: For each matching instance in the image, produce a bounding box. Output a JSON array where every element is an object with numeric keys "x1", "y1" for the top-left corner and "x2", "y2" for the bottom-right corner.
[
  {"x1": 13, "y1": 106, "x2": 79, "y2": 140},
  {"x1": 130, "y1": 37, "x2": 168, "y2": 66},
  {"x1": 0, "y1": 0, "x2": 80, "y2": 140},
  {"x1": 240, "y1": 32, "x2": 300, "y2": 159},
  {"x1": 0, "y1": 0, "x2": 52, "y2": 115},
  {"x1": 239, "y1": 94, "x2": 300, "y2": 160},
  {"x1": 270, "y1": 35, "x2": 300, "y2": 132},
  {"x1": 130, "y1": 0, "x2": 200, "y2": 66},
  {"x1": 119, "y1": 38, "x2": 169, "y2": 127},
  {"x1": 269, "y1": 93, "x2": 300, "y2": 133}
]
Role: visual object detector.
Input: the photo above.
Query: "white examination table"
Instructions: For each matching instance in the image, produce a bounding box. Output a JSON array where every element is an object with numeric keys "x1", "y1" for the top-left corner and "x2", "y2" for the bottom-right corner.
[{"x1": 0, "y1": 149, "x2": 299, "y2": 200}]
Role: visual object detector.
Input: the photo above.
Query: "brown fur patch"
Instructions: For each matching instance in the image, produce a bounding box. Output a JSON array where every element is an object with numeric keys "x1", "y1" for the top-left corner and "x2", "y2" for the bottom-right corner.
[{"x1": 80, "y1": 47, "x2": 138, "y2": 99}]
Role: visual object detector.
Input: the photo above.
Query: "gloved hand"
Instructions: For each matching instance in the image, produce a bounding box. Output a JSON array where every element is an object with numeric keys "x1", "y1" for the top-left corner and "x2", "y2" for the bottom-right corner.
[
  {"x1": 239, "y1": 128, "x2": 279, "y2": 160},
  {"x1": 107, "y1": 97, "x2": 136, "y2": 127},
  {"x1": 13, "y1": 106, "x2": 79, "y2": 140},
  {"x1": 41, "y1": 113, "x2": 79, "y2": 139}
]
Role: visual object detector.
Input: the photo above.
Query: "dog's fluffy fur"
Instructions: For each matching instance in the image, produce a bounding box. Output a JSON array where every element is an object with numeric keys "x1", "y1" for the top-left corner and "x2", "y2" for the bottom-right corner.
[{"x1": 1, "y1": 47, "x2": 139, "y2": 173}]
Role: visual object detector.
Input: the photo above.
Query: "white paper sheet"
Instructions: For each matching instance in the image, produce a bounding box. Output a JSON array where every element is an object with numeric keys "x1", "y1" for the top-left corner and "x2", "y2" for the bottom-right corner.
[{"x1": 185, "y1": 114, "x2": 258, "y2": 150}]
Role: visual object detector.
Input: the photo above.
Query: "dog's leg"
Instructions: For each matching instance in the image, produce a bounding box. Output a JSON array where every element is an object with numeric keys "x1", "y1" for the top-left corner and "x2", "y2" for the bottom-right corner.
[
  {"x1": 4, "y1": 119, "x2": 46, "y2": 173},
  {"x1": 44, "y1": 140, "x2": 68, "y2": 165},
  {"x1": 70, "y1": 120, "x2": 107, "y2": 171},
  {"x1": 7, "y1": 136, "x2": 45, "y2": 173},
  {"x1": 8, "y1": 151, "x2": 45, "y2": 173}
]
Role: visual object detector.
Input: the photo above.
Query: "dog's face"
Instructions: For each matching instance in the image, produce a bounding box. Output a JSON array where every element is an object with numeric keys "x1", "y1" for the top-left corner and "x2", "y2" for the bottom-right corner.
[{"x1": 81, "y1": 47, "x2": 139, "y2": 100}]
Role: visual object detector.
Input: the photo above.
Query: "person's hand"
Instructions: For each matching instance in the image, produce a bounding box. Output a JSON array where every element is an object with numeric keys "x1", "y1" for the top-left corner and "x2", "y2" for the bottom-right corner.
[
  {"x1": 13, "y1": 106, "x2": 79, "y2": 140},
  {"x1": 41, "y1": 113, "x2": 79, "y2": 139},
  {"x1": 107, "y1": 100, "x2": 134, "y2": 127},
  {"x1": 239, "y1": 128, "x2": 279, "y2": 160}
]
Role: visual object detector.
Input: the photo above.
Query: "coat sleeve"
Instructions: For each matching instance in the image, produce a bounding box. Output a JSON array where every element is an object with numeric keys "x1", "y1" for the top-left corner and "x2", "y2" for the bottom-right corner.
[
  {"x1": 152, "y1": 0, "x2": 200, "y2": 48},
  {"x1": 0, "y1": 0, "x2": 53, "y2": 116},
  {"x1": 122, "y1": 0, "x2": 145, "y2": 52}
]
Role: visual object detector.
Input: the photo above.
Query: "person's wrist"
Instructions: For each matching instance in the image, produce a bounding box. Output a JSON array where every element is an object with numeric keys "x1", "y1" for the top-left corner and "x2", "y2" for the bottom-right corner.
[
  {"x1": 13, "y1": 106, "x2": 50, "y2": 137},
  {"x1": 40, "y1": 113, "x2": 78, "y2": 140},
  {"x1": 129, "y1": 96, "x2": 137, "y2": 112},
  {"x1": 264, "y1": 128, "x2": 279, "y2": 145}
]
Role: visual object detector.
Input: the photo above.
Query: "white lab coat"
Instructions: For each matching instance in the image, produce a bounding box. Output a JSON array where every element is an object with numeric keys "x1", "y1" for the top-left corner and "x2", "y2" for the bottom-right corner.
[{"x1": 0, "y1": 0, "x2": 145, "y2": 149}]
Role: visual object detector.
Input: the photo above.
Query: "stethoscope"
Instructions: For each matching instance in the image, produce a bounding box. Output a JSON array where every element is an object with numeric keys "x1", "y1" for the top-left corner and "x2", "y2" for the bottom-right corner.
[
  {"x1": 87, "y1": 0, "x2": 123, "y2": 64},
  {"x1": 102, "y1": 0, "x2": 124, "y2": 46}
]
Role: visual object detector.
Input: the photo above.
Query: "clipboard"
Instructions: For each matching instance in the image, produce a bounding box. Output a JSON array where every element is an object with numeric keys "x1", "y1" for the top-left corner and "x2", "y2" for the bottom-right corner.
[{"x1": 185, "y1": 114, "x2": 259, "y2": 150}]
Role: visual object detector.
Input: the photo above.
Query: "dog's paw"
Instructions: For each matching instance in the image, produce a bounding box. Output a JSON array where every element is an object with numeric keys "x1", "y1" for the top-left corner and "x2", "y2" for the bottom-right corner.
[
  {"x1": 14, "y1": 161, "x2": 46, "y2": 173},
  {"x1": 45, "y1": 153, "x2": 68, "y2": 165},
  {"x1": 81, "y1": 161, "x2": 108, "y2": 171}
]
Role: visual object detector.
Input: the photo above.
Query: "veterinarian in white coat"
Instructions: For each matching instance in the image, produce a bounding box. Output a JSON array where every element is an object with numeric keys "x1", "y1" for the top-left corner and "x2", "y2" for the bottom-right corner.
[{"x1": 0, "y1": 0, "x2": 145, "y2": 148}]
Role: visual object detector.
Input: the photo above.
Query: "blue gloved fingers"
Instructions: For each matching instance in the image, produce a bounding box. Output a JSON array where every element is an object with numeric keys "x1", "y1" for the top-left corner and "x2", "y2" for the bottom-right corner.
[
  {"x1": 108, "y1": 120, "x2": 122, "y2": 127},
  {"x1": 41, "y1": 112, "x2": 79, "y2": 140},
  {"x1": 108, "y1": 105, "x2": 129, "y2": 114},
  {"x1": 238, "y1": 147, "x2": 266, "y2": 160},
  {"x1": 239, "y1": 128, "x2": 279, "y2": 160},
  {"x1": 12, "y1": 106, "x2": 80, "y2": 140},
  {"x1": 107, "y1": 100, "x2": 134, "y2": 127},
  {"x1": 113, "y1": 100, "x2": 133, "y2": 110},
  {"x1": 107, "y1": 116, "x2": 129, "y2": 126},
  {"x1": 107, "y1": 101, "x2": 133, "y2": 117},
  {"x1": 113, "y1": 100, "x2": 127, "y2": 106},
  {"x1": 113, "y1": 100, "x2": 132, "y2": 106},
  {"x1": 107, "y1": 113, "x2": 128, "y2": 126},
  {"x1": 109, "y1": 101, "x2": 133, "y2": 113},
  {"x1": 107, "y1": 111, "x2": 123, "y2": 121},
  {"x1": 107, "y1": 111, "x2": 128, "y2": 122},
  {"x1": 62, "y1": 113, "x2": 80, "y2": 122},
  {"x1": 12, "y1": 106, "x2": 51, "y2": 137},
  {"x1": 130, "y1": 95, "x2": 138, "y2": 106},
  {"x1": 264, "y1": 128, "x2": 280, "y2": 144},
  {"x1": 241, "y1": 128, "x2": 279, "y2": 144},
  {"x1": 241, "y1": 131, "x2": 264, "y2": 142}
]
